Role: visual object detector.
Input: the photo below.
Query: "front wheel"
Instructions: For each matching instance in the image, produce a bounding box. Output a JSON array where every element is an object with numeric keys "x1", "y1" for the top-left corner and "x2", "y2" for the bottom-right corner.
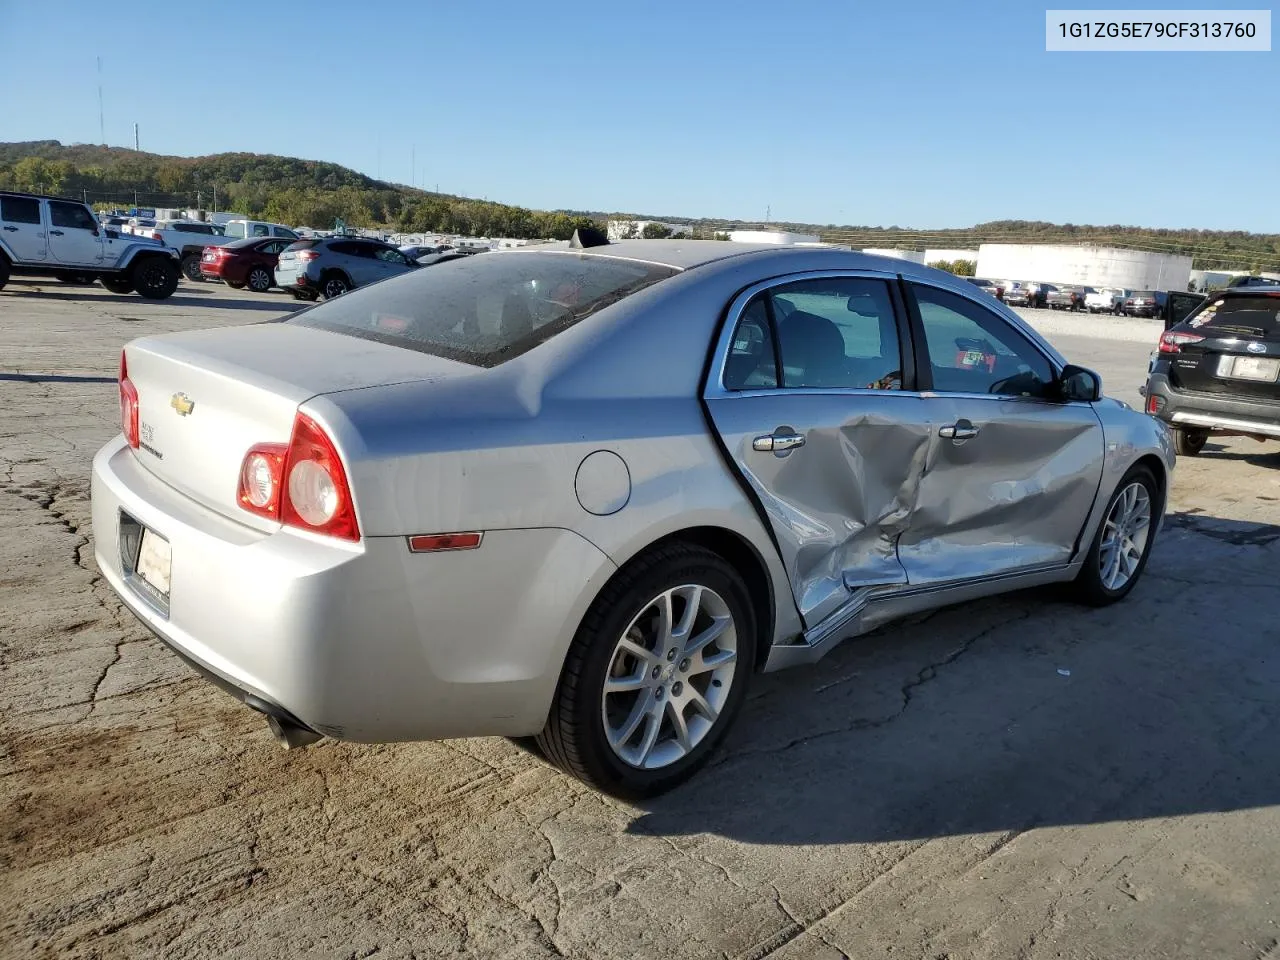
[
  {"x1": 535, "y1": 543, "x2": 757, "y2": 799},
  {"x1": 1174, "y1": 427, "x2": 1209, "y2": 457},
  {"x1": 180, "y1": 254, "x2": 203, "y2": 282},
  {"x1": 131, "y1": 257, "x2": 180, "y2": 300},
  {"x1": 1072, "y1": 466, "x2": 1158, "y2": 607}
]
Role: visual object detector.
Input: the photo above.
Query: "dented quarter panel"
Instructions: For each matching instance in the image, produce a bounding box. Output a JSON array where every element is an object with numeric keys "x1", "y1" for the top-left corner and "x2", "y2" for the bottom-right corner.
[
  {"x1": 704, "y1": 392, "x2": 933, "y2": 626},
  {"x1": 898, "y1": 396, "x2": 1105, "y2": 584}
]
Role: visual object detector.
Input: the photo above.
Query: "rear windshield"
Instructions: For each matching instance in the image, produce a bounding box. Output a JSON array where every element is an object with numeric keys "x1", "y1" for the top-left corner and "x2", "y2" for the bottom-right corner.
[
  {"x1": 1132, "y1": 291, "x2": 1155, "y2": 298},
  {"x1": 284, "y1": 239, "x2": 321, "y2": 251},
  {"x1": 287, "y1": 251, "x2": 679, "y2": 367},
  {"x1": 1183, "y1": 296, "x2": 1280, "y2": 336}
]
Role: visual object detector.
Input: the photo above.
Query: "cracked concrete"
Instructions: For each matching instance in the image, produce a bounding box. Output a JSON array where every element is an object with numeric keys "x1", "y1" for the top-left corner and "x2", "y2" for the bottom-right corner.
[{"x1": 4, "y1": 285, "x2": 1280, "y2": 959}]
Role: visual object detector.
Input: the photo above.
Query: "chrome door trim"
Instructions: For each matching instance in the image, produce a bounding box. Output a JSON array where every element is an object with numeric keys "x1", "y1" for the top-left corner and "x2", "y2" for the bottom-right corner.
[{"x1": 704, "y1": 268, "x2": 903, "y2": 400}]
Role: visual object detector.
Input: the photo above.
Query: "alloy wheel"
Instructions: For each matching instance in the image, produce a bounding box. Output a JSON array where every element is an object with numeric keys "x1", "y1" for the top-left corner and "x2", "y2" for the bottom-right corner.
[
  {"x1": 323, "y1": 277, "x2": 347, "y2": 298},
  {"x1": 248, "y1": 268, "x2": 271, "y2": 292},
  {"x1": 1098, "y1": 481, "x2": 1152, "y2": 591},
  {"x1": 600, "y1": 584, "x2": 738, "y2": 770}
]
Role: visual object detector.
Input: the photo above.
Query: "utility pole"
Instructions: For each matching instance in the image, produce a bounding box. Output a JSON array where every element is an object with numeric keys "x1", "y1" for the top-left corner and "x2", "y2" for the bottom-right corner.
[{"x1": 97, "y1": 57, "x2": 105, "y2": 145}]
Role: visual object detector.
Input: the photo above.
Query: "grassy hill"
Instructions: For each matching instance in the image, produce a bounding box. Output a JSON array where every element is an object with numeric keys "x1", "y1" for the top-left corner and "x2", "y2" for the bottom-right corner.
[{"x1": 2, "y1": 140, "x2": 1277, "y2": 269}]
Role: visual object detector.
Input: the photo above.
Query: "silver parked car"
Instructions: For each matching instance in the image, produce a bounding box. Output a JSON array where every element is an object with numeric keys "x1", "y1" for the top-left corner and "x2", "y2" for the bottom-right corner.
[
  {"x1": 274, "y1": 236, "x2": 420, "y2": 301},
  {"x1": 91, "y1": 240, "x2": 1174, "y2": 797}
]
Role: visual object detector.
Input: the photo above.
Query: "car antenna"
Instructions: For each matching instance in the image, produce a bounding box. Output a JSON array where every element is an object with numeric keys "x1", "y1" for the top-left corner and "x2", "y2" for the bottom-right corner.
[{"x1": 568, "y1": 227, "x2": 610, "y2": 249}]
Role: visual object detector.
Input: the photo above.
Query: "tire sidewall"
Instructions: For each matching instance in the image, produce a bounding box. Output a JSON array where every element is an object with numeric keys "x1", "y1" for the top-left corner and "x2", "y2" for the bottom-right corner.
[
  {"x1": 321, "y1": 273, "x2": 349, "y2": 299},
  {"x1": 132, "y1": 257, "x2": 179, "y2": 299},
  {"x1": 568, "y1": 552, "x2": 757, "y2": 797},
  {"x1": 1081, "y1": 466, "x2": 1159, "y2": 603},
  {"x1": 181, "y1": 254, "x2": 202, "y2": 282}
]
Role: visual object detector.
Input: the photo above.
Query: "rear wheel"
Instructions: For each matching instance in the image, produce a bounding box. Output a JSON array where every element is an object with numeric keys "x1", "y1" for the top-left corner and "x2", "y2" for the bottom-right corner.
[
  {"x1": 1174, "y1": 427, "x2": 1209, "y2": 457},
  {"x1": 246, "y1": 266, "x2": 273, "y2": 293},
  {"x1": 101, "y1": 276, "x2": 133, "y2": 294},
  {"x1": 320, "y1": 272, "x2": 350, "y2": 299},
  {"x1": 1072, "y1": 466, "x2": 1158, "y2": 607},
  {"x1": 535, "y1": 543, "x2": 757, "y2": 799},
  {"x1": 131, "y1": 256, "x2": 180, "y2": 300},
  {"x1": 180, "y1": 254, "x2": 203, "y2": 282}
]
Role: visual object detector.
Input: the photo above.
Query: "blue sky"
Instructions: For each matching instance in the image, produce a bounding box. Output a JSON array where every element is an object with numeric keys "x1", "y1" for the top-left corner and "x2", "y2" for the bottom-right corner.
[{"x1": 1, "y1": 0, "x2": 1274, "y2": 231}]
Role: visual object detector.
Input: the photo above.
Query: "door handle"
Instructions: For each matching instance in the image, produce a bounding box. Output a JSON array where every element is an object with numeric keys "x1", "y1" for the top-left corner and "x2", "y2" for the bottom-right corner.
[
  {"x1": 939, "y1": 420, "x2": 979, "y2": 441},
  {"x1": 753, "y1": 432, "x2": 806, "y2": 453},
  {"x1": 2, "y1": 226, "x2": 16, "y2": 232},
  {"x1": 49, "y1": 229, "x2": 64, "y2": 236}
]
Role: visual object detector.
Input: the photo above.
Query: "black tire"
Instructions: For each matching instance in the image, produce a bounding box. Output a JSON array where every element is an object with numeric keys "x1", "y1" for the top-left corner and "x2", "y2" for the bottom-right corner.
[
  {"x1": 246, "y1": 266, "x2": 273, "y2": 293},
  {"x1": 1174, "y1": 427, "x2": 1209, "y2": 457},
  {"x1": 130, "y1": 256, "x2": 180, "y2": 300},
  {"x1": 180, "y1": 254, "x2": 203, "y2": 282},
  {"x1": 1072, "y1": 465, "x2": 1159, "y2": 607},
  {"x1": 535, "y1": 543, "x2": 758, "y2": 799},
  {"x1": 226, "y1": 280, "x2": 246, "y2": 290},
  {"x1": 320, "y1": 272, "x2": 350, "y2": 300},
  {"x1": 101, "y1": 276, "x2": 133, "y2": 294},
  {"x1": 0, "y1": 256, "x2": 10, "y2": 291}
]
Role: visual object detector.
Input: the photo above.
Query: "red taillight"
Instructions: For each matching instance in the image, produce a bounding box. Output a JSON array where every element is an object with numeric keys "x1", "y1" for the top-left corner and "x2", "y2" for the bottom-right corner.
[
  {"x1": 150, "y1": 232, "x2": 163, "y2": 242},
  {"x1": 1146, "y1": 393, "x2": 1164, "y2": 415},
  {"x1": 237, "y1": 414, "x2": 360, "y2": 541},
  {"x1": 1159, "y1": 331, "x2": 1204, "y2": 353},
  {"x1": 119, "y1": 351, "x2": 139, "y2": 448},
  {"x1": 237, "y1": 443, "x2": 287, "y2": 518},
  {"x1": 294, "y1": 250, "x2": 318, "y2": 262}
]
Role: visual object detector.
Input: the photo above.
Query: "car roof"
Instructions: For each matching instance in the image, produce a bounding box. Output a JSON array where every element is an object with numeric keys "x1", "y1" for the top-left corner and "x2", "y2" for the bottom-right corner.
[
  {"x1": 0, "y1": 189, "x2": 87, "y2": 203},
  {"x1": 500, "y1": 238, "x2": 965, "y2": 276}
]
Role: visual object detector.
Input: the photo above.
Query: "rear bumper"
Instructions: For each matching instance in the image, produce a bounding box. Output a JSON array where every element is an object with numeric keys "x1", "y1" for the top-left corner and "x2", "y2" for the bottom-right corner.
[
  {"x1": 90, "y1": 435, "x2": 617, "y2": 742},
  {"x1": 1145, "y1": 373, "x2": 1280, "y2": 437},
  {"x1": 273, "y1": 265, "x2": 315, "y2": 291}
]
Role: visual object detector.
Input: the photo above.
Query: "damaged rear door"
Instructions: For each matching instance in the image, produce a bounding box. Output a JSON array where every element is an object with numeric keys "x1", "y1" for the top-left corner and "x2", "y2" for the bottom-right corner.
[
  {"x1": 704, "y1": 273, "x2": 934, "y2": 628},
  {"x1": 898, "y1": 281, "x2": 1105, "y2": 585}
]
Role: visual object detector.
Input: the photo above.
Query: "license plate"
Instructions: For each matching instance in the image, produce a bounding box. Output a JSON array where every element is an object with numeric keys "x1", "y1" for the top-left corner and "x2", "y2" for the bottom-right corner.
[
  {"x1": 1225, "y1": 356, "x2": 1280, "y2": 381},
  {"x1": 136, "y1": 528, "x2": 172, "y2": 597}
]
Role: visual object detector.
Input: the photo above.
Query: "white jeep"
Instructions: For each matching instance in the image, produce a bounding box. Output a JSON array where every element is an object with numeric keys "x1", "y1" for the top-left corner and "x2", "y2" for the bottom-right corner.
[{"x1": 0, "y1": 191, "x2": 181, "y2": 299}]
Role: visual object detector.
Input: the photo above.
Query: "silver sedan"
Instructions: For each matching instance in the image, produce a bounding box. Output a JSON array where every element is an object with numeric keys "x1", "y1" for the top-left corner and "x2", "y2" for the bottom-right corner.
[{"x1": 90, "y1": 238, "x2": 1173, "y2": 797}]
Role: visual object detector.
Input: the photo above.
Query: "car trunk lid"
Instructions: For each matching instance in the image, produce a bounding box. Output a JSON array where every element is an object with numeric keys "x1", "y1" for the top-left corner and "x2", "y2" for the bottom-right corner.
[
  {"x1": 1167, "y1": 294, "x2": 1280, "y2": 401},
  {"x1": 123, "y1": 323, "x2": 472, "y2": 530}
]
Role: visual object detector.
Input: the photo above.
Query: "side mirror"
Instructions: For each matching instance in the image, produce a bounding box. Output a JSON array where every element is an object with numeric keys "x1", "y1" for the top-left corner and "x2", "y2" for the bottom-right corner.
[{"x1": 1059, "y1": 364, "x2": 1102, "y2": 402}]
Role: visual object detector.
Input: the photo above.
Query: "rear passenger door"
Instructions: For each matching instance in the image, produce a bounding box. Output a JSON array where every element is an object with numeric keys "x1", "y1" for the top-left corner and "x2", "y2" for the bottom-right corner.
[
  {"x1": 898, "y1": 281, "x2": 1105, "y2": 585},
  {"x1": 1, "y1": 195, "x2": 48, "y2": 261},
  {"x1": 704, "y1": 272, "x2": 934, "y2": 628}
]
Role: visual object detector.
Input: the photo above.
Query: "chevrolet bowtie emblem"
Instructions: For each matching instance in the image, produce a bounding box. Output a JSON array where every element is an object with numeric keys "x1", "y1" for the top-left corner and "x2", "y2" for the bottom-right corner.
[{"x1": 170, "y1": 393, "x2": 195, "y2": 416}]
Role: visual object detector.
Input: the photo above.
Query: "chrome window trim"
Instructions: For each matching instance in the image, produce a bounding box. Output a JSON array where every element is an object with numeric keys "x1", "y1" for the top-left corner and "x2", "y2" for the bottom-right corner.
[{"x1": 705, "y1": 268, "x2": 903, "y2": 400}]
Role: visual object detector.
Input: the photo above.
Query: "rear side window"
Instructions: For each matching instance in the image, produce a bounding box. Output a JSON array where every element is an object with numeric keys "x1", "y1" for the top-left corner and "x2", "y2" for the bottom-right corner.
[
  {"x1": 288, "y1": 251, "x2": 678, "y2": 367},
  {"x1": 1184, "y1": 296, "x2": 1280, "y2": 336},
  {"x1": 223, "y1": 222, "x2": 245, "y2": 238},
  {"x1": 2, "y1": 196, "x2": 41, "y2": 224}
]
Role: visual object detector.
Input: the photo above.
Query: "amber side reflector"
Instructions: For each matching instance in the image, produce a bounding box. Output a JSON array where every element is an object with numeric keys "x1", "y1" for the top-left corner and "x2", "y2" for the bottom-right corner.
[{"x1": 407, "y1": 532, "x2": 484, "y2": 553}]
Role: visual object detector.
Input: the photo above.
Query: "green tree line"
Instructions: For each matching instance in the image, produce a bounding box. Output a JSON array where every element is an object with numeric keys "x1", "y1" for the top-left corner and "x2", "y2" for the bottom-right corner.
[{"x1": 0, "y1": 141, "x2": 597, "y2": 240}]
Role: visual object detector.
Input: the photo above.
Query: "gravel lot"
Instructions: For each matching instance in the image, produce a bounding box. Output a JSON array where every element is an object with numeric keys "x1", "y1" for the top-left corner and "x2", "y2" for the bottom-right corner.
[{"x1": 3, "y1": 278, "x2": 1280, "y2": 959}]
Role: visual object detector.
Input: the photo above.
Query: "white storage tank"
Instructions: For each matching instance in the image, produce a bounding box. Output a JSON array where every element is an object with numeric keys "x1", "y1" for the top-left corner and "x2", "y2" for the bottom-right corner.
[
  {"x1": 862, "y1": 248, "x2": 926, "y2": 263},
  {"x1": 976, "y1": 244, "x2": 1192, "y2": 291}
]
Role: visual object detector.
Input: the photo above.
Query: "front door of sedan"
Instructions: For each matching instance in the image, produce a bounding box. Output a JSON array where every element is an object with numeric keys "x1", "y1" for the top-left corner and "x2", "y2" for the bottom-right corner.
[
  {"x1": 896, "y1": 281, "x2": 1105, "y2": 586},
  {"x1": 704, "y1": 274, "x2": 934, "y2": 628}
]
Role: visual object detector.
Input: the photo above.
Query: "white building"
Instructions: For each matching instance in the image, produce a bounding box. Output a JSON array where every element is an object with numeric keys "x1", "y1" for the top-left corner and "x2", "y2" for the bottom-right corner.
[
  {"x1": 976, "y1": 244, "x2": 1192, "y2": 291},
  {"x1": 607, "y1": 219, "x2": 692, "y2": 240},
  {"x1": 726, "y1": 229, "x2": 821, "y2": 245},
  {"x1": 862, "y1": 248, "x2": 926, "y2": 263},
  {"x1": 924, "y1": 248, "x2": 979, "y2": 264}
]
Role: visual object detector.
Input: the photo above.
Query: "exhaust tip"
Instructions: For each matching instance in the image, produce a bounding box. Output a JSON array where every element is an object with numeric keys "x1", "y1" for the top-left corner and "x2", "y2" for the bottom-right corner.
[{"x1": 267, "y1": 714, "x2": 323, "y2": 750}]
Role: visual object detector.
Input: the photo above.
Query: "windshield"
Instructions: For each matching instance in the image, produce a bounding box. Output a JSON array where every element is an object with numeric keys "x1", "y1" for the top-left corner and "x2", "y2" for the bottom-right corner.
[
  {"x1": 287, "y1": 251, "x2": 679, "y2": 367},
  {"x1": 1182, "y1": 295, "x2": 1280, "y2": 337}
]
